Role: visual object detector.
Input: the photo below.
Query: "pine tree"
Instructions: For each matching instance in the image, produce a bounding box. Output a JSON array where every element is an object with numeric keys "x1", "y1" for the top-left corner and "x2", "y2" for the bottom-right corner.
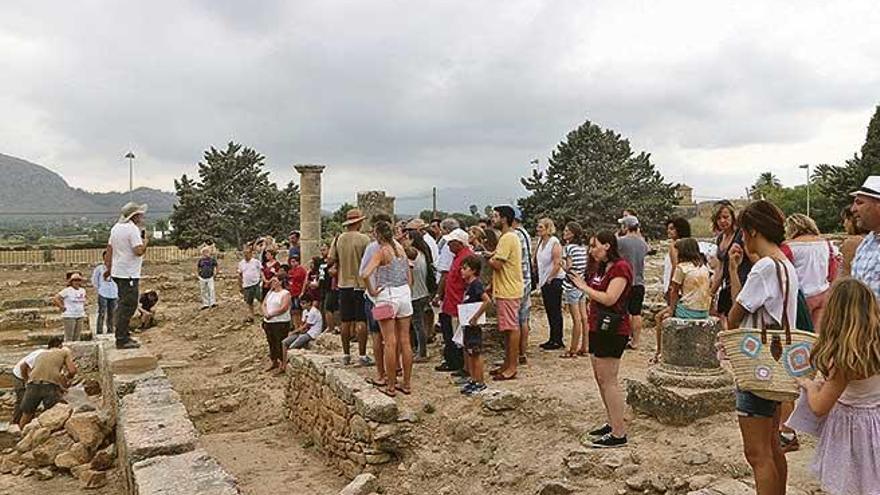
[
  {"x1": 169, "y1": 142, "x2": 300, "y2": 249},
  {"x1": 815, "y1": 104, "x2": 880, "y2": 212},
  {"x1": 518, "y1": 120, "x2": 677, "y2": 236}
]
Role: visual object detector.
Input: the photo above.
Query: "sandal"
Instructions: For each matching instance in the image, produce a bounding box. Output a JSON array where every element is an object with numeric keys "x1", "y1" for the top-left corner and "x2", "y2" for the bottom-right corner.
[
  {"x1": 576, "y1": 350, "x2": 588, "y2": 356},
  {"x1": 559, "y1": 352, "x2": 577, "y2": 359},
  {"x1": 379, "y1": 387, "x2": 397, "y2": 398},
  {"x1": 492, "y1": 373, "x2": 517, "y2": 381},
  {"x1": 366, "y1": 377, "x2": 387, "y2": 388},
  {"x1": 396, "y1": 385, "x2": 412, "y2": 395}
]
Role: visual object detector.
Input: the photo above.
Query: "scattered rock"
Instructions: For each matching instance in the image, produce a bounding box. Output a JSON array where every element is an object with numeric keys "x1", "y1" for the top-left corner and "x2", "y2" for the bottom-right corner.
[
  {"x1": 74, "y1": 404, "x2": 96, "y2": 413},
  {"x1": 422, "y1": 402, "x2": 436, "y2": 414},
  {"x1": 222, "y1": 365, "x2": 233, "y2": 374},
  {"x1": 83, "y1": 379, "x2": 101, "y2": 396},
  {"x1": 682, "y1": 450, "x2": 711, "y2": 466},
  {"x1": 55, "y1": 451, "x2": 83, "y2": 469},
  {"x1": 65, "y1": 412, "x2": 105, "y2": 449},
  {"x1": 616, "y1": 463, "x2": 640, "y2": 476},
  {"x1": 397, "y1": 410, "x2": 420, "y2": 423},
  {"x1": 78, "y1": 468, "x2": 108, "y2": 489},
  {"x1": 626, "y1": 473, "x2": 650, "y2": 491},
  {"x1": 16, "y1": 427, "x2": 50, "y2": 452},
  {"x1": 70, "y1": 463, "x2": 91, "y2": 478},
  {"x1": 90, "y1": 445, "x2": 116, "y2": 471},
  {"x1": 35, "y1": 467, "x2": 54, "y2": 480},
  {"x1": 218, "y1": 398, "x2": 240, "y2": 412},
  {"x1": 37, "y1": 403, "x2": 73, "y2": 431},
  {"x1": 339, "y1": 473, "x2": 378, "y2": 495},
  {"x1": 481, "y1": 389, "x2": 524, "y2": 412},
  {"x1": 203, "y1": 399, "x2": 221, "y2": 414},
  {"x1": 31, "y1": 432, "x2": 74, "y2": 466},
  {"x1": 688, "y1": 475, "x2": 717, "y2": 490},
  {"x1": 538, "y1": 480, "x2": 576, "y2": 495},
  {"x1": 704, "y1": 478, "x2": 756, "y2": 495},
  {"x1": 649, "y1": 475, "x2": 668, "y2": 493},
  {"x1": 21, "y1": 467, "x2": 34, "y2": 477}
]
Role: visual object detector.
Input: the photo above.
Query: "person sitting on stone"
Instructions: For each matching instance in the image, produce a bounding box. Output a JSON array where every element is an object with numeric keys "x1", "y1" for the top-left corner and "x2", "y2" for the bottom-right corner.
[
  {"x1": 654, "y1": 238, "x2": 711, "y2": 363},
  {"x1": 18, "y1": 336, "x2": 76, "y2": 428},
  {"x1": 137, "y1": 290, "x2": 160, "y2": 330}
]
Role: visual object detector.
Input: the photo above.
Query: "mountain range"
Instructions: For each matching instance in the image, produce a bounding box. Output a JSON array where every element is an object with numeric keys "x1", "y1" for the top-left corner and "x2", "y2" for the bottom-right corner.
[{"x1": 0, "y1": 153, "x2": 177, "y2": 223}]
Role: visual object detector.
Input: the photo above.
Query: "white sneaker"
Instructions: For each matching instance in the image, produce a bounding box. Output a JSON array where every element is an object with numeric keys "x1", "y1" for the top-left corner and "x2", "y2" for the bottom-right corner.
[{"x1": 359, "y1": 355, "x2": 374, "y2": 366}]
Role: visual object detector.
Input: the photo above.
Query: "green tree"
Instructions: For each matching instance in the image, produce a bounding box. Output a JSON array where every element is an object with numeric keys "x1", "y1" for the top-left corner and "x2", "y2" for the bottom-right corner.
[
  {"x1": 518, "y1": 120, "x2": 677, "y2": 237},
  {"x1": 750, "y1": 172, "x2": 783, "y2": 199},
  {"x1": 814, "y1": 104, "x2": 880, "y2": 212},
  {"x1": 169, "y1": 142, "x2": 300, "y2": 249}
]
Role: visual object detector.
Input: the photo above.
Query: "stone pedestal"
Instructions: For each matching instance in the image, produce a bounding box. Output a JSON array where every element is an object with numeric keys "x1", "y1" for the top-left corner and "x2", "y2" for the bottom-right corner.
[
  {"x1": 294, "y1": 165, "x2": 325, "y2": 264},
  {"x1": 626, "y1": 317, "x2": 734, "y2": 425},
  {"x1": 357, "y1": 191, "x2": 395, "y2": 228}
]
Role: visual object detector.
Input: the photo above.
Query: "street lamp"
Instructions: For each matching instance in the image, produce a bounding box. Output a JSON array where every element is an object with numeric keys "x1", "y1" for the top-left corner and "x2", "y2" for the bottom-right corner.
[
  {"x1": 124, "y1": 152, "x2": 136, "y2": 201},
  {"x1": 798, "y1": 164, "x2": 810, "y2": 217}
]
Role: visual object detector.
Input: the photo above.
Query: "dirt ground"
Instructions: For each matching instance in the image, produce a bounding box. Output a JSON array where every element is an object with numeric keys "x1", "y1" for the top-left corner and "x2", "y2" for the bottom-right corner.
[{"x1": 0, "y1": 253, "x2": 825, "y2": 495}]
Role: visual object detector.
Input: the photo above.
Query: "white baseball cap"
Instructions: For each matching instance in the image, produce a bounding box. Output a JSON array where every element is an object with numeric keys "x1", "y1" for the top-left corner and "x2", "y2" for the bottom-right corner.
[{"x1": 442, "y1": 228, "x2": 470, "y2": 245}]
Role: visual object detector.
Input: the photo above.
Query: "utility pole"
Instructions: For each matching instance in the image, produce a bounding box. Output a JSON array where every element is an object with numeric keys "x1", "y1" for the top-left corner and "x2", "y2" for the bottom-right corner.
[
  {"x1": 798, "y1": 164, "x2": 811, "y2": 217},
  {"x1": 125, "y1": 152, "x2": 136, "y2": 202},
  {"x1": 432, "y1": 187, "x2": 437, "y2": 219}
]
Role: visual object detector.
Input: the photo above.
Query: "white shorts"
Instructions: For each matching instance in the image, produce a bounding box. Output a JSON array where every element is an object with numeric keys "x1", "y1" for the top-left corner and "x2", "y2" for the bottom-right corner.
[{"x1": 374, "y1": 285, "x2": 414, "y2": 319}]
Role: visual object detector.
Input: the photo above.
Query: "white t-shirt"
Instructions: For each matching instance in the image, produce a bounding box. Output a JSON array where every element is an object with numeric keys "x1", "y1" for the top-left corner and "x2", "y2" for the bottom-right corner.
[
  {"x1": 109, "y1": 221, "x2": 145, "y2": 278},
  {"x1": 302, "y1": 306, "x2": 324, "y2": 339},
  {"x1": 536, "y1": 236, "x2": 564, "y2": 287},
  {"x1": 263, "y1": 289, "x2": 291, "y2": 323},
  {"x1": 58, "y1": 287, "x2": 86, "y2": 318},
  {"x1": 736, "y1": 257, "x2": 799, "y2": 329},
  {"x1": 237, "y1": 258, "x2": 263, "y2": 288},
  {"x1": 13, "y1": 349, "x2": 44, "y2": 380},
  {"x1": 437, "y1": 242, "x2": 453, "y2": 273},
  {"x1": 787, "y1": 241, "x2": 830, "y2": 297}
]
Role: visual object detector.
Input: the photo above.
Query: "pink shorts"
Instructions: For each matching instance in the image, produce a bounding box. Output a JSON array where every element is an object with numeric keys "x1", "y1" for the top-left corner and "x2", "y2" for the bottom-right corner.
[{"x1": 496, "y1": 298, "x2": 522, "y2": 332}]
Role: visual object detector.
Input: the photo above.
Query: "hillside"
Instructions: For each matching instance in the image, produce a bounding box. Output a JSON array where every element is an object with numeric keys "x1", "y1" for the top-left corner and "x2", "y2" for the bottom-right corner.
[{"x1": 0, "y1": 153, "x2": 176, "y2": 221}]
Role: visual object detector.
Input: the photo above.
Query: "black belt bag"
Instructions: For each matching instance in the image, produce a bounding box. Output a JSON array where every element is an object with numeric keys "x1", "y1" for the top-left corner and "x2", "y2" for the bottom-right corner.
[{"x1": 596, "y1": 306, "x2": 623, "y2": 335}]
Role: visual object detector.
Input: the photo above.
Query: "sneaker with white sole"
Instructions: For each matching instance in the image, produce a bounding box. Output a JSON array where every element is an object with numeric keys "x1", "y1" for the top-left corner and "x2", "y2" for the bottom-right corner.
[
  {"x1": 591, "y1": 433, "x2": 628, "y2": 449},
  {"x1": 359, "y1": 355, "x2": 374, "y2": 367},
  {"x1": 589, "y1": 423, "x2": 612, "y2": 437}
]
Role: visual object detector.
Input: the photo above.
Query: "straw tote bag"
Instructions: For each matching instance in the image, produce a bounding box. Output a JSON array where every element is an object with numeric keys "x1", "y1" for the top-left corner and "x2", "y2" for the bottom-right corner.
[{"x1": 718, "y1": 259, "x2": 818, "y2": 402}]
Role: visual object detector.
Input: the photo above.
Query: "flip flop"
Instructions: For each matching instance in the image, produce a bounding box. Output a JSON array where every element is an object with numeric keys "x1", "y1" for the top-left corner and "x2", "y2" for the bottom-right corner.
[
  {"x1": 366, "y1": 377, "x2": 387, "y2": 388},
  {"x1": 576, "y1": 350, "x2": 588, "y2": 356},
  {"x1": 492, "y1": 373, "x2": 517, "y2": 381},
  {"x1": 379, "y1": 387, "x2": 397, "y2": 398},
  {"x1": 396, "y1": 385, "x2": 412, "y2": 395}
]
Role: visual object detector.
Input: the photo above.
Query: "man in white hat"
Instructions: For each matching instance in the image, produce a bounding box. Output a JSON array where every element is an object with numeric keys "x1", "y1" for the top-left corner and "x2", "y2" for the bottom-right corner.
[
  {"x1": 851, "y1": 175, "x2": 880, "y2": 300},
  {"x1": 106, "y1": 202, "x2": 148, "y2": 349}
]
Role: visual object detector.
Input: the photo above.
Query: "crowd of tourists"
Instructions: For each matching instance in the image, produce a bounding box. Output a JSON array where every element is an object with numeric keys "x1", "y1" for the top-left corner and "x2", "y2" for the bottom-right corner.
[{"x1": 10, "y1": 176, "x2": 880, "y2": 494}]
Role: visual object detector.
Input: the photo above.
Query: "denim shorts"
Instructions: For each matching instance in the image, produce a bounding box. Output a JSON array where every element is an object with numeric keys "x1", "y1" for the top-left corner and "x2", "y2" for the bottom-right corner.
[
  {"x1": 563, "y1": 288, "x2": 584, "y2": 305},
  {"x1": 518, "y1": 281, "x2": 532, "y2": 327},
  {"x1": 735, "y1": 390, "x2": 779, "y2": 418}
]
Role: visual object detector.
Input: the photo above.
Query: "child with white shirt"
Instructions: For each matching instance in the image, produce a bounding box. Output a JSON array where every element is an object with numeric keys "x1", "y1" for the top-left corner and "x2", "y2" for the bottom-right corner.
[
  {"x1": 91, "y1": 250, "x2": 118, "y2": 335},
  {"x1": 280, "y1": 295, "x2": 324, "y2": 371},
  {"x1": 54, "y1": 271, "x2": 87, "y2": 341}
]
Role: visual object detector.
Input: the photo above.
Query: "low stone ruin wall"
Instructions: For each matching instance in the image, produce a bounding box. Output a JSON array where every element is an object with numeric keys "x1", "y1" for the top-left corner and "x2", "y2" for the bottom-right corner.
[
  {"x1": 99, "y1": 343, "x2": 240, "y2": 494},
  {"x1": 284, "y1": 352, "x2": 408, "y2": 478}
]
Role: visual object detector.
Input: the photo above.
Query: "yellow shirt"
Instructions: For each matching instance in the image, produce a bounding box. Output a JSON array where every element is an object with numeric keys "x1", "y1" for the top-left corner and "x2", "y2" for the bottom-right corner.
[
  {"x1": 672, "y1": 262, "x2": 712, "y2": 311},
  {"x1": 492, "y1": 231, "x2": 524, "y2": 299}
]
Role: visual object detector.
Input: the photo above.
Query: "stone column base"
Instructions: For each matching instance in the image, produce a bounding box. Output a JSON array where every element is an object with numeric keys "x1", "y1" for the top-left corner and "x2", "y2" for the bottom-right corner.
[{"x1": 626, "y1": 364, "x2": 735, "y2": 425}]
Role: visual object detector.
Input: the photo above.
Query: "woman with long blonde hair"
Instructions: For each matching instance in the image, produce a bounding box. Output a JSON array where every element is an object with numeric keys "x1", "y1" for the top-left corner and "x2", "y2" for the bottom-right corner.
[{"x1": 788, "y1": 278, "x2": 880, "y2": 495}]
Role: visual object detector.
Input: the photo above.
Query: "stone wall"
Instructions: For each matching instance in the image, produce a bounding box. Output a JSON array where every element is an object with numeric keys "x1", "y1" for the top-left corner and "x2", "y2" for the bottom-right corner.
[
  {"x1": 98, "y1": 343, "x2": 240, "y2": 494},
  {"x1": 284, "y1": 352, "x2": 407, "y2": 478},
  {"x1": 357, "y1": 191, "x2": 395, "y2": 228}
]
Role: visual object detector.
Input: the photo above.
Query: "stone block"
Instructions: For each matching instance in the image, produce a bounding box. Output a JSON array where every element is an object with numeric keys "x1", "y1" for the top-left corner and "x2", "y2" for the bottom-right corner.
[
  {"x1": 625, "y1": 379, "x2": 735, "y2": 425},
  {"x1": 78, "y1": 468, "x2": 108, "y2": 489},
  {"x1": 32, "y1": 431, "x2": 74, "y2": 466},
  {"x1": 104, "y1": 346, "x2": 159, "y2": 374},
  {"x1": 481, "y1": 389, "x2": 524, "y2": 412},
  {"x1": 119, "y1": 384, "x2": 197, "y2": 463},
  {"x1": 353, "y1": 390, "x2": 398, "y2": 423},
  {"x1": 132, "y1": 449, "x2": 241, "y2": 494},
  {"x1": 16, "y1": 426, "x2": 50, "y2": 452}
]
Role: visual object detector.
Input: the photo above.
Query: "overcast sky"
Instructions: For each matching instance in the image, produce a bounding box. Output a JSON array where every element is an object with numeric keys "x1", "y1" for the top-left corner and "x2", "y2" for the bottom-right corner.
[{"x1": 1, "y1": 1, "x2": 878, "y2": 210}]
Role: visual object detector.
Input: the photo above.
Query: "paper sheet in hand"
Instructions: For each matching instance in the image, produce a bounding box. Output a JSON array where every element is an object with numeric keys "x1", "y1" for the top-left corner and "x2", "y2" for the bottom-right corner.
[{"x1": 457, "y1": 302, "x2": 486, "y2": 327}]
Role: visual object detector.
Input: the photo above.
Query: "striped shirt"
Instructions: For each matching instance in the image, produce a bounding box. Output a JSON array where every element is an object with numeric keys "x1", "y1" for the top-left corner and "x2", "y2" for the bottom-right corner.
[
  {"x1": 852, "y1": 232, "x2": 880, "y2": 301},
  {"x1": 562, "y1": 243, "x2": 588, "y2": 292}
]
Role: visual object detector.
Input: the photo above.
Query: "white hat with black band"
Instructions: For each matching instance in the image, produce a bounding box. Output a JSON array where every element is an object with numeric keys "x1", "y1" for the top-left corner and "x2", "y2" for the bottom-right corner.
[{"x1": 851, "y1": 176, "x2": 880, "y2": 201}]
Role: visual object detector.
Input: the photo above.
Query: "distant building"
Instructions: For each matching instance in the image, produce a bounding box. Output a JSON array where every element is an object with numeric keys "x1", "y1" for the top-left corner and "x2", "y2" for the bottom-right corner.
[{"x1": 675, "y1": 184, "x2": 694, "y2": 206}]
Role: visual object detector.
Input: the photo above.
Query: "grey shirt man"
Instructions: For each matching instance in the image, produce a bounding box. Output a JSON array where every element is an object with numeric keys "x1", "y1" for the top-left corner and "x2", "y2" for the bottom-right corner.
[{"x1": 618, "y1": 235, "x2": 649, "y2": 287}]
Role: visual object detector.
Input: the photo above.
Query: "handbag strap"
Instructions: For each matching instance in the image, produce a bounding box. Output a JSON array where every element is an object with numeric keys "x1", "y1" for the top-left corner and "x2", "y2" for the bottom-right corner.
[{"x1": 771, "y1": 258, "x2": 792, "y2": 344}]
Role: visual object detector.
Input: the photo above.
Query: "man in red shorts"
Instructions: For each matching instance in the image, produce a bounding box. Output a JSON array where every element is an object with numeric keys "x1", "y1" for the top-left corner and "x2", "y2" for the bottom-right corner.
[{"x1": 488, "y1": 205, "x2": 524, "y2": 380}]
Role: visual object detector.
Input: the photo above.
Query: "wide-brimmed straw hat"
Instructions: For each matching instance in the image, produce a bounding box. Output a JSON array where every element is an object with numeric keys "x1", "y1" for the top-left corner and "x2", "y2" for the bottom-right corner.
[
  {"x1": 119, "y1": 202, "x2": 148, "y2": 222},
  {"x1": 342, "y1": 208, "x2": 366, "y2": 226},
  {"x1": 851, "y1": 176, "x2": 880, "y2": 201}
]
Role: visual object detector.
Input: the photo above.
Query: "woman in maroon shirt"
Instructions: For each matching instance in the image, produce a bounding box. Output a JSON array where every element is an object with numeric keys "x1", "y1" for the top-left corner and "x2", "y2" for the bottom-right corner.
[{"x1": 570, "y1": 230, "x2": 633, "y2": 448}]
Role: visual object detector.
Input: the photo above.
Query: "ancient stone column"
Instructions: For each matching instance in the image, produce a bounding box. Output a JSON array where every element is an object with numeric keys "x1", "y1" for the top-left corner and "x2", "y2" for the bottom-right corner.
[
  {"x1": 357, "y1": 191, "x2": 395, "y2": 229},
  {"x1": 625, "y1": 317, "x2": 735, "y2": 425},
  {"x1": 294, "y1": 165, "x2": 325, "y2": 264}
]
